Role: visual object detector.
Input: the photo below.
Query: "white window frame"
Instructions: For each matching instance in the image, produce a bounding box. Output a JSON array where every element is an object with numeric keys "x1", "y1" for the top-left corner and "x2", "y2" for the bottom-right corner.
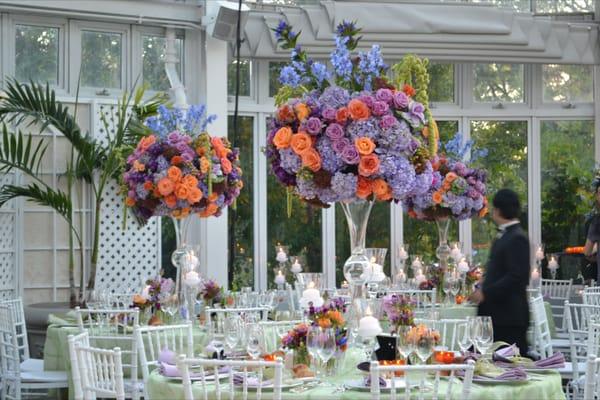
[
  {"x1": 226, "y1": 57, "x2": 255, "y2": 103},
  {"x1": 69, "y1": 20, "x2": 130, "y2": 97}
]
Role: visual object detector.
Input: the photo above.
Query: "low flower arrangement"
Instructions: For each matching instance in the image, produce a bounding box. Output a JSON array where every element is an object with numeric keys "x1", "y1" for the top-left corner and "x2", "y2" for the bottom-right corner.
[
  {"x1": 307, "y1": 297, "x2": 348, "y2": 352},
  {"x1": 133, "y1": 275, "x2": 175, "y2": 311},
  {"x1": 198, "y1": 279, "x2": 223, "y2": 306},
  {"x1": 406, "y1": 324, "x2": 441, "y2": 346},
  {"x1": 382, "y1": 294, "x2": 415, "y2": 332},
  {"x1": 282, "y1": 323, "x2": 311, "y2": 365},
  {"x1": 122, "y1": 105, "x2": 243, "y2": 223}
]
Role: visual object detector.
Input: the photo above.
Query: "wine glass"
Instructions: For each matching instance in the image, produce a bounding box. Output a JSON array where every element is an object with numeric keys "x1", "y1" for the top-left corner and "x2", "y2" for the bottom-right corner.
[
  {"x1": 396, "y1": 326, "x2": 413, "y2": 361},
  {"x1": 224, "y1": 315, "x2": 240, "y2": 356},
  {"x1": 246, "y1": 324, "x2": 264, "y2": 360},
  {"x1": 443, "y1": 274, "x2": 453, "y2": 304},
  {"x1": 163, "y1": 294, "x2": 180, "y2": 324},
  {"x1": 457, "y1": 323, "x2": 471, "y2": 354},
  {"x1": 474, "y1": 316, "x2": 493, "y2": 359},
  {"x1": 415, "y1": 330, "x2": 435, "y2": 364},
  {"x1": 307, "y1": 326, "x2": 322, "y2": 377},
  {"x1": 467, "y1": 316, "x2": 479, "y2": 352},
  {"x1": 317, "y1": 328, "x2": 336, "y2": 377},
  {"x1": 449, "y1": 277, "x2": 460, "y2": 301}
]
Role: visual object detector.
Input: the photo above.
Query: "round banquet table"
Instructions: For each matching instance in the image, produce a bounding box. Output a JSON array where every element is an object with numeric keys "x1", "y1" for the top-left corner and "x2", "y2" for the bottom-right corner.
[{"x1": 146, "y1": 349, "x2": 566, "y2": 400}]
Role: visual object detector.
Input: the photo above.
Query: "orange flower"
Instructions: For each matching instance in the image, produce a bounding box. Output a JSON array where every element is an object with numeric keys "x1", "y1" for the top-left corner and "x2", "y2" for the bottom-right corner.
[
  {"x1": 138, "y1": 135, "x2": 156, "y2": 151},
  {"x1": 432, "y1": 191, "x2": 443, "y2": 205},
  {"x1": 479, "y1": 207, "x2": 489, "y2": 218},
  {"x1": 125, "y1": 197, "x2": 136, "y2": 207},
  {"x1": 358, "y1": 154, "x2": 380, "y2": 177},
  {"x1": 165, "y1": 194, "x2": 177, "y2": 208},
  {"x1": 175, "y1": 184, "x2": 190, "y2": 200},
  {"x1": 290, "y1": 132, "x2": 312, "y2": 156},
  {"x1": 442, "y1": 181, "x2": 452, "y2": 191},
  {"x1": 294, "y1": 103, "x2": 310, "y2": 121},
  {"x1": 171, "y1": 155, "x2": 184, "y2": 165},
  {"x1": 356, "y1": 177, "x2": 372, "y2": 199},
  {"x1": 277, "y1": 104, "x2": 296, "y2": 122},
  {"x1": 372, "y1": 179, "x2": 392, "y2": 201},
  {"x1": 221, "y1": 157, "x2": 232, "y2": 174},
  {"x1": 408, "y1": 209, "x2": 417, "y2": 218},
  {"x1": 196, "y1": 146, "x2": 205, "y2": 157},
  {"x1": 327, "y1": 310, "x2": 345, "y2": 326},
  {"x1": 199, "y1": 203, "x2": 219, "y2": 217},
  {"x1": 132, "y1": 294, "x2": 147, "y2": 305},
  {"x1": 301, "y1": 148, "x2": 322, "y2": 172},
  {"x1": 133, "y1": 160, "x2": 145, "y2": 172},
  {"x1": 348, "y1": 99, "x2": 370, "y2": 121},
  {"x1": 167, "y1": 166, "x2": 182, "y2": 182},
  {"x1": 187, "y1": 187, "x2": 203, "y2": 204},
  {"x1": 355, "y1": 137, "x2": 376, "y2": 155},
  {"x1": 403, "y1": 84, "x2": 416, "y2": 97},
  {"x1": 317, "y1": 318, "x2": 332, "y2": 329},
  {"x1": 445, "y1": 172, "x2": 458, "y2": 183},
  {"x1": 157, "y1": 178, "x2": 175, "y2": 196},
  {"x1": 273, "y1": 126, "x2": 293, "y2": 149},
  {"x1": 143, "y1": 181, "x2": 154, "y2": 191},
  {"x1": 180, "y1": 207, "x2": 191, "y2": 218},
  {"x1": 422, "y1": 126, "x2": 429, "y2": 138},
  {"x1": 336, "y1": 107, "x2": 349, "y2": 123},
  {"x1": 211, "y1": 136, "x2": 228, "y2": 158},
  {"x1": 182, "y1": 175, "x2": 198, "y2": 189},
  {"x1": 200, "y1": 157, "x2": 211, "y2": 174},
  {"x1": 209, "y1": 193, "x2": 219, "y2": 202}
]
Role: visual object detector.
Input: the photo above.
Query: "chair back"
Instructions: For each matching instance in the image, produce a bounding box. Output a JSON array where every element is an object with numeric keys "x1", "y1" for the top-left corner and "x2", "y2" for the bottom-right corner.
[
  {"x1": 541, "y1": 278, "x2": 573, "y2": 331},
  {"x1": 134, "y1": 322, "x2": 194, "y2": 400},
  {"x1": 75, "y1": 307, "x2": 140, "y2": 399},
  {"x1": 205, "y1": 307, "x2": 269, "y2": 339},
  {"x1": 258, "y1": 319, "x2": 304, "y2": 353},
  {"x1": 75, "y1": 343, "x2": 126, "y2": 400},
  {"x1": 67, "y1": 331, "x2": 91, "y2": 400},
  {"x1": 414, "y1": 318, "x2": 468, "y2": 351},
  {"x1": 584, "y1": 287, "x2": 600, "y2": 307},
  {"x1": 0, "y1": 305, "x2": 22, "y2": 400},
  {"x1": 0, "y1": 298, "x2": 29, "y2": 362},
  {"x1": 530, "y1": 295, "x2": 553, "y2": 358},
  {"x1": 584, "y1": 354, "x2": 600, "y2": 400},
  {"x1": 565, "y1": 302, "x2": 600, "y2": 380},
  {"x1": 176, "y1": 355, "x2": 284, "y2": 400},
  {"x1": 369, "y1": 360, "x2": 475, "y2": 400},
  {"x1": 385, "y1": 289, "x2": 437, "y2": 317}
]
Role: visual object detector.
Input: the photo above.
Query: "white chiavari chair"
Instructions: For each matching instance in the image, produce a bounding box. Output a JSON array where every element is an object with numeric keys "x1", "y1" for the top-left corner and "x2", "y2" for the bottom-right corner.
[
  {"x1": 75, "y1": 343, "x2": 126, "y2": 400},
  {"x1": 414, "y1": 318, "x2": 468, "y2": 351},
  {"x1": 205, "y1": 307, "x2": 269, "y2": 340},
  {"x1": 0, "y1": 305, "x2": 68, "y2": 400},
  {"x1": 134, "y1": 322, "x2": 194, "y2": 400},
  {"x1": 561, "y1": 302, "x2": 600, "y2": 385},
  {"x1": 75, "y1": 306, "x2": 141, "y2": 399},
  {"x1": 583, "y1": 287, "x2": 600, "y2": 307},
  {"x1": 369, "y1": 360, "x2": 475, "y2": 400},
  {"x1": 385, "y1": 289, "x2": 437, "y2": 317},
  {"x1": 68, "y1": 331, "x2": 90, "y2": 400},
  {"x1": 541, "y1": 278, "x2": 573, "y2": 334},
  {"x1": 530, "y1": 295, "x2": 554, "y2": 359},
  {"x1": 583, "y1": 354, "x2": 600, "y2": 400},
  {"x1": 177, "y1": 355, "x2": 284, "y2": 400}
]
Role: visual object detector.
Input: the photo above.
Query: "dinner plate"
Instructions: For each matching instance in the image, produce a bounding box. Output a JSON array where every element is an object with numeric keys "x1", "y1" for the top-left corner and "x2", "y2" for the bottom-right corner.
[{"x1": 345, "y1": 378, "x2": 407, "y2": 392}]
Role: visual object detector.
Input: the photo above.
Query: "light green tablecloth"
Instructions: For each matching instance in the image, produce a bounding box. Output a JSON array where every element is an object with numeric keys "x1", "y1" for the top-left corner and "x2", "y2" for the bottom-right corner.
[{"x1": 146, "y1": 349, "x2": 566, "y2": 400}]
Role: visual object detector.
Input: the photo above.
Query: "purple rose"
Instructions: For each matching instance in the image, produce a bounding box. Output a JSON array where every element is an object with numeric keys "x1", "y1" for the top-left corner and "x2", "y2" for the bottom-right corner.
[
  {"x1": 371, "y1": 101, "x2": 390, "y2": 117},
  {"x1": 341, "y1": 145, "x2": 360, "y2": 164},
  {"x1": 181, "y1": 152, "x2": 193, "y2": 162},
  {"x1": 167, "y1": 131, "x2": 181, "y2": 143},
  {"x1": 305, "y1": 117, "x2": 322, "y2": 135},
  {"x1": 380, "y1": 114, "x2": 398, "y2": 129},
  {"x1": 358, "y1": 94, "x2": 374, "y2": 108},
  {"x1": 322, "y1": 107, "x2": 336, "y2": 121},
  {"x1": 325, "y1": 123, "x2": 345, "y2": 140},
  {"x1": 332, "y1": 138, "x2": 350, "y2": 154},
  {"x1": 467, "y1": 176, "x2": 476, "y2": 185},
  {"x1": 375, "y1": 88, "x2": 393, "y2": 104},
  {"x1": 393, "y1": 91, "x2": 409, "y2": 109},
  {"x1": 408, "y1": 101, "x2": 425, "y2": 124}
]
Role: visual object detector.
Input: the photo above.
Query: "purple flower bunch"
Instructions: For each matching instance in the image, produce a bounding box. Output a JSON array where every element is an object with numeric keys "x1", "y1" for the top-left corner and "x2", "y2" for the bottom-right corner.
[
  {"x1": 281, "y1": 323, "x2": 309, "y2": 350},
  {"x1": 199, "y1": 279, "x2": 222, "y2": 304},
  {"x1": 382, "y1": 294, "x2": 415, "y2": 331},
  {"x1": 133, "y1": 276, "x2": 175, "y2": 310}
]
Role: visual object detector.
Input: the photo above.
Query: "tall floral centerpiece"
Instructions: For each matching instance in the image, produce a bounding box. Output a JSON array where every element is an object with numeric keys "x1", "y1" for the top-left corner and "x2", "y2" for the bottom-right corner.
[
  {"x1": 266, "y1": 20, "x2": 438, "y2": 300},
  {"x1": 122, "y1": 105, "x2": 243, "y2": 306},
  {"x1": 404, "y1": 133, "x2": 487, "y2": 297}
]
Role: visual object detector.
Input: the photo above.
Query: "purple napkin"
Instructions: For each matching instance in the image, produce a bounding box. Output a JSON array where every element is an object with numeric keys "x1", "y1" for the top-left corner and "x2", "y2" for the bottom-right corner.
[
  {"x1": 476, "y1": 367, "x2": 528, "y2": 381},
  {"x1": 534, "y1": 352, "x2": 565, "y2": 369},
  {"x1": 495, "y1": 344, "x2": 519, "y2": 358},
  {"x1": 159, "y1": 362, "x2": 181, "y2": 377},
  {"x1": 364, "y1": 376, "x2": 387, "y2": 388},
  {"x1": 158, "y1": 348, "x2": 177, "y2": 365}
]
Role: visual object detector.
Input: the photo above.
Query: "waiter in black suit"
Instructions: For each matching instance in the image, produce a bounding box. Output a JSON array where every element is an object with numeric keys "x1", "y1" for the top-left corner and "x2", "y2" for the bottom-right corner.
[{"x1": 469, "y1": 189, "x2": 530, "y2": 356}]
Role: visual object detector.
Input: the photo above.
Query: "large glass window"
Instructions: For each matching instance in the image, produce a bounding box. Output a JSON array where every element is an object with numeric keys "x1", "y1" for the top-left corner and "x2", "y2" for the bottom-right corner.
[
  {"x1": 142, "y1": 35, "x2": 183, "y2": 91},
  {"x1": 541, "y1": 120, "x2": 594, "y2": 256},
  {"x1": 81, "y1": 30, "x2": 122, "y2": 88},
  {"x1": 535, "y1": 0, "x2": 595, "y2": 13},
  {"x1": 15, "y1": 25, "x2": 59, "y2": 85},
  {"x1": 228, "y1": 116, "x2": 254, "y2": 290},
  {"x1": 269, "y1": 61, "x2": 286, "y2": 97},
  {"x1": 471, "y1": 120, "x2": 528, "y2": 266},
  {"x1": 473, "y1": 63, "x2": 524, "y2": 103},
  {"x1": 543, "y1": 64, "x2": 593, "y2": 103},
  {"x1": 428, "y1": 62, "x2": 454, "y2": 103},
  {"x1": 227, "y1": 59, "x2": 251, "y2": 97}
]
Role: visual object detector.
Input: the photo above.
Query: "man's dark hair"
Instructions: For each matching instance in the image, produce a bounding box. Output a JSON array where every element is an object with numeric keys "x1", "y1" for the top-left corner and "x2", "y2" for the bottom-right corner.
[{"x1": 493, "y1": 189, "x2": 521, "y2": 220}]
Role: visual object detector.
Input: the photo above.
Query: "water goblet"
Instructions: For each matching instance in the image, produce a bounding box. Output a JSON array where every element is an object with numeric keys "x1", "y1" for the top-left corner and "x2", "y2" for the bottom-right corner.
[
  {"x1": 246, "y1": 324, "x2": 264, "y2": 360},
  {"x1": 317, "y1": 328, "x2": 337, "y2": 378}
]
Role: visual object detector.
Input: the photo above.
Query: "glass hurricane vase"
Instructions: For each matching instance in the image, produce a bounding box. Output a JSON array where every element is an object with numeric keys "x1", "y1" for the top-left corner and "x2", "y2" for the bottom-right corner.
[
  {"x1": 435, "y1": 218, "x2": 451, "y2": 270},
  {"x1": 171, "y1": 216, "x2": 196, "y2": 319},
  {"x1": 341, "y1": 200, "x2": 374, "y2": 302}
]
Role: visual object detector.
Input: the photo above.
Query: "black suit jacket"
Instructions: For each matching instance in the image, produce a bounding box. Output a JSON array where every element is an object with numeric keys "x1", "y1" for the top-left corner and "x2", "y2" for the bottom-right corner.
[{"x1": 477, "y1": 223, "x2": 530, "y2": 327}]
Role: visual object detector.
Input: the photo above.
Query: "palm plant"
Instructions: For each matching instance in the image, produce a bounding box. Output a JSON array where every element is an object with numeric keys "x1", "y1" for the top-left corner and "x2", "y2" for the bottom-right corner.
[{"x1": 0, "y1": 79, "x2": 168, "y2": 304}]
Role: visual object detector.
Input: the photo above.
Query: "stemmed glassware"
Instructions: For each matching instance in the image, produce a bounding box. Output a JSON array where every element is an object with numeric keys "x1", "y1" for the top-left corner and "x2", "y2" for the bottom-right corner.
[
  {"x1": 307, "y1": 325, "x2": 322, "y2": 378},
  {"x1": 317, "y1": 328, "x2": 336, "y2": 379},
  {"x1": 224, "y1": 315, "x2": 241, "y2": 356},
  {"x1": 396, "y1": 326, "x2": 413, "y2": 361},
  {"x1": 414, "y1": 331, "x2": 435, "y2": 365},
  {"x1": 458, "y1": 322, "x2": 472, "y2": 354},
  {"x1": 246, "y1": 324, "x2": 264, "y2": 360},
  {"x1": 473, "y1": 316, "x2": 493, "y2": 359},
  {"x1": 163, "y1": 294, "x2": 181, "y2": 324}
]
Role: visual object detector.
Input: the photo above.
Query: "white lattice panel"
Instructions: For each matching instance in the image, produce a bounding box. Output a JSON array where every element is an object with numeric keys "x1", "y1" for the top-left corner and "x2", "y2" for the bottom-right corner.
[
  {"x1": 93, "y1": 104, "x2": 161, "y2": 294},
  {"x1": 0, "y1": 172, "x2": 17, "y2": 300}
]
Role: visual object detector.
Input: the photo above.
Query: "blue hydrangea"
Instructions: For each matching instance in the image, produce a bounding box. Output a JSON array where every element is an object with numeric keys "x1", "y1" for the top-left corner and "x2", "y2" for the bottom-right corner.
[
  {"x1": 386, "y1": 157, "x2": 416, "y2": 199},
  {"x1": 330, "y1": 36, "x2": 353, "y2": 81},
  {"x1": 357, "y1": 44, "x2": 386, "y2": 90},
  {"x1": 331, "y1": 172, "x2": 357, "y2": 201},
  {"x1": 347, "y1": 118, "x2": 382, "y2": 140},
  {"x1": 316, "y1": 137, "x2": 344, "y2": 173},
  {"x1": 318, "y1": 86, "x2": 350, "y2": 109},
  {"x1": 145, "y1": 104, "x2": 216, "y2": 137},
  {"x1": 311, "y1": 62, "x2": 331, "y2": 84},
  {"x1": 296, "y1": 177, "x2": 318, "y2": 199},
  {"x1": 279, "y1": 148, "x2": 302, "y2": 173},
  {"x1": 279, "y1": 65, "x2": 301, "y2": 87}
]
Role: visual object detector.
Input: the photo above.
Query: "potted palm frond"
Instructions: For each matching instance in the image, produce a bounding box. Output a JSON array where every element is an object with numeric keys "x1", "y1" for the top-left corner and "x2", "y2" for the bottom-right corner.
[{"x1": 0, "y1": 79, "x2": 168, "y2": 306}]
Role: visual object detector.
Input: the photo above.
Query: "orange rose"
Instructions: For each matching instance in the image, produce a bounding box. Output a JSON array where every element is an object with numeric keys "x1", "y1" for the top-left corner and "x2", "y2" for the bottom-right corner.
[
  {"x1": 403, "y1": 84, "x2": 416, "y2": 97},
  {"x1": 125, "y1": 197, "x2": 135, "y2": 207},
  {"x1": 301, "y1": 148, "x2": 322, "y2": 172},
  {"x1": 372, "y1": 179, "x2": 392, "y2": 201},
  {"x1": 138, "y1": 135, "x2": 156, "y2": 151},
  {"x1": 187, "y1": 187, "x2": 203, "y2": 204},
  {"x1": 165, "y1": 194, "x2": 177, "y2": 208},
  {"x1": 336, "y1": 107, "x2": 349, "y2": 123},
  {"x1": 290, "y1": 132, "x2": 312, "y2": 156},
  {"x1": 175, "y1": 184, "x2": 190, "y2": 200},
  {"x1": 317, "y1": 318, "x2": 332, "y2": 329},
  {"x1": 133, "y1": 160, "x2": 145, "y2": 172},
  {"x1": 157, "y1": 178, "x2": 175, "y2": 196},
  {"x1": 199, "y1": 203, "x2": 219, "y2": 217},
  {"x1": 209, "y1": 193, "x2": 219, "y2": 202},
  {"x1": 132, "y1": 294, "x2": 147, "y2": 305},
  {"x1": 358, "y1": 154, "x2": 380, "y2": 177},
  {"x1": 180, "y1": 207, "x2": 191, "y2": 218},
  {"x1": 211, "y1": 136, "x2": 228, "y2": 158},
  {"x1": 273, "y1": 126, "x2": 293, "y2": 149},
  {"x1": 355, "y1": 137, "x2": 376, "y2": 155},
  {"x1": 196, "y1": 146, "x2": 205, "y2": 157},
  {"x1": 200, "y1": 157, "x2": 211, "y2": 174},
  {"x1": 348, "y1": 99, "x2": 370, "y2": 121},
  {"x1": 356, "y1": 177, "x2": 372, "y2": 199},
  {"x1": 182, "y1": 175, "x2": 198, "y2": 189},
  {"x1": 167, "y1": 166, "x2": 182, "y2": 182},
  {"x1": 442, "y1": 181, "x2": 452, "y2": 191},
  {"x1": 445, "y1": 172, "x2": 458, "y2": 183},
  {"x1": 143, "y1": 181, "x2": 153, "y2": 191},
  {"x1": 294, "y1": 103, "x2": 310, "y2": 121},
  {"x1": 479, "y1": 207, "x2": 488, "y2": 218},
  {"x1": 432, "y1": 191, "x2": 443, "y2": 205},
  {"x1": 221, "y1": 157, "x2": 232, "y2": 174},
  {"x1": 277, "y1": 104, "x2": 295, "y2": 122}
]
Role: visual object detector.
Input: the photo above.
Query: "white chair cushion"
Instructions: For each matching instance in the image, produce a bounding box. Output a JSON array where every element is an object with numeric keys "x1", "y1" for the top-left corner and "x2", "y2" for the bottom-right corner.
[
  {"x1": 20, "y1": 358, "x2": 44, "y2": 372},
  {"x1": 21, "y1": 370, "x2": 68, "y2": 383}
]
